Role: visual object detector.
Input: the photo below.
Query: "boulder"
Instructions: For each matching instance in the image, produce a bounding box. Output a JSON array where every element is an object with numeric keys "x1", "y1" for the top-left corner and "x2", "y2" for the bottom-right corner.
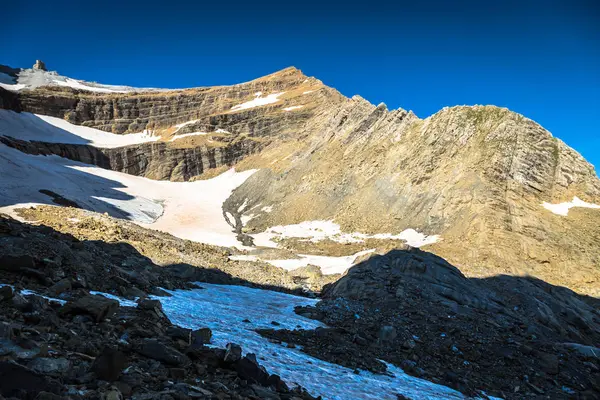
[
  {"x1": 137, "y1": 339, "x2": 190, "y2": 366},
  {"x1": 0, "y1": 285, "x2": 14, "y2": 301},
  {"x1": 166, "y1": 326, "x2": 192, "y2": 345},
  {"x1": 47, "y1": 279, "x2": 71, "y2": 297},
  {"x1": 235, "y1": 353, "x2": 269, "y2": 385},
  {"x1": 59, "y1": 295, "x2": 119, "y2": 322},
  {"x1": 0, "y1": 361, "x2": 60, "y2": 399},
  {"x1": 224, "y1": 343, "x2": 242, "y2": 363},
  {"x1": 28, "y1": 357, "x2": 71, "y2": 375},
  {"x1": 92, "y1": 347, "x2": 128, "y2": 381},
  {"x1": 191, "y1": 327, "x2": 212, "y2": 347},
  {"x1": 0, "y1": 254, "x2": 36, "y2": 271}
]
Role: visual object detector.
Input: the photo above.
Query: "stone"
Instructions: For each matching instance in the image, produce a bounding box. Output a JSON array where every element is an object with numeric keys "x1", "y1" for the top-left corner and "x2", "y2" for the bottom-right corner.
[
  {"x1": 378, "y1": 326, "x2": 397, "y2": 342},
  {"x1": 235, "y1": 353, "x2": 269, "y2": 385},
  {"x1": 11, "y1": 293, "x2": 31, "y2": 312},
  {"x1": 60, "y1": 295, "x2": 119, "y2": 322},
  {"x1": 0, "y1": 361, "x2": 61, "y2": 399},
  {"x1": 102, "y1": 386, "x2": 123, "y2": 400},
  {"x1": 224, "y1": 343, "x2": 242, "y2": 363},
  {"x1": 191, "y1": 327, "x2": 212, "y2": 347},
  {"x1": 0, "y1": 286, "x2": 14, "y2": 301},
  {"x1": 137, "y1": 339, "x2": 190, "y2": 366},
  {"x1": 169, "y1": 368, "x2": 186, "y2": 380},
  {"x1": 34, "y1": 392, "x2": 64, "y2": 400},
  {"x1": 32, "y1": 60, "x2": 47, "y2": 71},
  {"x1": 46, "y1": 279, "x2": 71, "y2": 297},
  {"x1": 136, "y1": 298, "x2": 166, "y2": 319},
  {"x1": 251, "y1": 384, "x2": 281, "y2": 399},
  {"x1": 166, "y1": 326, "x2": 192, "y2": 345},
  {"x1": 0, "y1": 255, "x2": 36, "y2": 271},
  {"x1": 28, "y1": 357, "x2": 71, "y2": 375},
  {"x1": 538, "y1": 352, "x2": 559, "y2": 375},
  {"x1": 0, "y1": 322, "x2": 18, "y2": 339},
  {"x1": 92, "y1": 347, "x2": 128, "y2": 381}
]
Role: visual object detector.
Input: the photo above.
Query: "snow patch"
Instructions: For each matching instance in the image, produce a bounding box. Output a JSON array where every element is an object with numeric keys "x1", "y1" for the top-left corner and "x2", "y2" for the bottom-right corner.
[
  {"x1": 542, "y1": 196, "x2": 600, "y2": 216},
  {"x1": 174, "y1": 119, "x2": 200, "y2": 131},
  {"x1": 283, "y1": 105, "x2": 304, "y2": 111},
  {"x1": 0, "y1": 110, "x2": 159, "y2": 148},
  {"x1": 231, "y1": 92, "x2": 285, "y2": 111},
  {"x1": 155, "y1": 283, "x2": 471, "y2": 400},
  {"x1": 261, "y1": 205, "x2": 274, "y2": 213},
  {"x1": 252, "y1": 220, "x2": 439, "y2": 248},
  {"x1": 0, "y1": 141, "x2": 256, "y2": 248},
  {"x1": 169, "y1": 132, "x2": 208, "y2": 141},
  {"x1": 54, "y1": 78, "x2": 127, "y2": 93},
  {"x1": 302, "y1": 90, "x2": 315, "y2": 95},
  {"x1": 266, "y1": 249, "x2": 375, "y2": 275}
]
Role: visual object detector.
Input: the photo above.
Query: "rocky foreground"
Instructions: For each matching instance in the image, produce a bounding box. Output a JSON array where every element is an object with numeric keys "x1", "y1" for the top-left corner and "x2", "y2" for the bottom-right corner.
[
  {"x1": 0, "y1": 214, "x2": 318, "y2": 400},
  {"x1": 1, "y1": 208, "x2": 599, "y2": 399},
  {"x1": 259, "y1": 250, "x2": 600, "y2": 399}
]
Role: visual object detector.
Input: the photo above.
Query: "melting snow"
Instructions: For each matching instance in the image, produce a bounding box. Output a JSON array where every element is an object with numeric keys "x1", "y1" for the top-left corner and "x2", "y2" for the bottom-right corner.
[
  {"x1": 174, "y1": 119, "x2": 200, "y2": 131},
  {"x1": 283, "y1": 105, "x2": 304, "y2": 111},
  {"x1": 0, "y1": 110, "x2": 160, "y2": 148},
  {"x1": 154, "y1": 284, "x2": 471, "y2": 400},
  {"x1": 303, "y1": 90, "x2": 315, "y2": 95},
  {"x1": 542, "y1": 196, "x2": 600, "y2": 216},
  {"x1": 0, "y1": 141, "x2": 256, "y2": 248},
  {"x1": 53, "y1": 78, "x2": 128, "y2": 93},
  {"x1": 0, "y1": 282, "x2": 479, "y2": 398},
  {"x1": 266, "y1": 249, "x2": 375, "y2": 275},
  {"x1": 169, "y1": 132, "x2": 209, "y2": 141},
  {"x1": 252, "y1": 220, "x2": 439, "y2": 248},
  {"x1": 231, "y1": 92, "x2": 285, "y2": 111}
]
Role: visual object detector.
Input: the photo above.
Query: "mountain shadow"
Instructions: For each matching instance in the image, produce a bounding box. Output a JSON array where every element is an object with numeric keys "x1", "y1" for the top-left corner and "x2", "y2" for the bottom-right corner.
[{"x1": 258, "y1": 248, "x2": 600, "y2": 399}]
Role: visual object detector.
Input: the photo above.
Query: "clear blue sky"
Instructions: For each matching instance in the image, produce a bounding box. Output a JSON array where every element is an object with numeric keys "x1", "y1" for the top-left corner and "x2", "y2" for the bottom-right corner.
[{"x1": 2, "y1": 0, "x2": 599, "y2": 169}]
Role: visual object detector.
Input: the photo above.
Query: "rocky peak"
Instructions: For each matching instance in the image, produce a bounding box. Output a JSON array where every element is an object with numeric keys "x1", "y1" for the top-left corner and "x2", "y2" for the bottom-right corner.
[{"x1": 32, "y1": 59, "x2": 47, "y2": 71}]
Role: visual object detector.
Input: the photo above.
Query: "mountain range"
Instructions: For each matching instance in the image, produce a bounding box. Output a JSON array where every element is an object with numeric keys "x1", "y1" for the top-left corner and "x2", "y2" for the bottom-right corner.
[{"x1": 0, "y1": 61, "x2": 599, "y2": 399}]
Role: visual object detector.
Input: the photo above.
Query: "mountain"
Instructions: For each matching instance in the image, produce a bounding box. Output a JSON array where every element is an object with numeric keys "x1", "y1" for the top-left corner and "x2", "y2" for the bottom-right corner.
[
  {"x1": 1, "y1": 61, "x2": 600, "y2": 399},
  {"x1": 1, "y1": 62, "x2": 599, "y2": 295}
]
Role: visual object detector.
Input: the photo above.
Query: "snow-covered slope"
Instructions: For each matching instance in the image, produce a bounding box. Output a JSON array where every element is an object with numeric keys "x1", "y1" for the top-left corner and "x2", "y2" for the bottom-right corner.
[
  {"x1": 0, "y1": 142, "x2": 255, "y2": 248},
  {"x1": 0, "y1": 110, "x2": 160, "y2": 147},
  {"x1": 0, "y1": 68, "x2": 165, "y2": 93}
]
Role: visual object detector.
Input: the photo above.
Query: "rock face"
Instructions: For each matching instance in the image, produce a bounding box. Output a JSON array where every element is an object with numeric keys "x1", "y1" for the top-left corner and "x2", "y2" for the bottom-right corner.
[
  {"x1": 32, "y1": 60, "x2": 47, "y2": 71},
  {"x1": 1, "y1": 63, "x2": 600, "y2": 294}
]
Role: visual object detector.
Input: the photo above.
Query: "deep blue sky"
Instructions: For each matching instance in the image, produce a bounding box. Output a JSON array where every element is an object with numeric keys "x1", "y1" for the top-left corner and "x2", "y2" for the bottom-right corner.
[{"x1": 2, "y1": 0, "x2": 599, "y2": 169}]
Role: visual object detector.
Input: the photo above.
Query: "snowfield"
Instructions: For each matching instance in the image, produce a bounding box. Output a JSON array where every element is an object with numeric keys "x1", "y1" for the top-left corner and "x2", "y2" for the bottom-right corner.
[
  {"x1": 0, "y1": 110, "x2": 160, "y2": 148},
  {"x1": 542, "y1": 196, "x2": 600, "y2": 216},
  {"x1": 0, "y1": 68, "x2": 163, "y2": 93},
  {"x1": 231, "y1": 249, "x2": 376, "y2": 275},
  {"x1": 1, "y1": 282, "x2": 475, "y2": 399},
  {"x1": 283, "y1": 105, "x2": 304, "y2": 111},
  {"x1": 0, "y1": 141, "x2": 256, "y2": 248},
  {"x1": 154, "y1": 284, "x2": 471, "y2": 400},
  {"x1": 251, "y1": 220, "x2": 440, "y2": 248},
  {"x1": 231, "y1": 92, "x2": 285, "y2": 111}
]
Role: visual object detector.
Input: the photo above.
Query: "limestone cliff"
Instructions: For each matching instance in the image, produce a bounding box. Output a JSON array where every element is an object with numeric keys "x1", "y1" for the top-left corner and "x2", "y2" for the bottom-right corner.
[{"x1": 1, "y1": 63, "x2": 599, "y2": 294}]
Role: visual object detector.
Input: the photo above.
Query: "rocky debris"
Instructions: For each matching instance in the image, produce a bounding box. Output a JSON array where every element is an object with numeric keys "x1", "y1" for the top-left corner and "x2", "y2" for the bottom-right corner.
[
  {"x1": 191, "y1": 327, "x2": 212, "y2": 347},
  {"x1": 0, "y1": 361, "x2": 61, "y2": 399},
  {"x1": 137, "y1": 339, "x2": 190, "y2": 366},
  {"x1": 224, "y1": 342, "x2": 242, "y2": 362},
  {"x1": 33, "y1": 60, "x2": 47, "y2": 71},
  {"x1": 6, "y1": 206, "x2": 329, "y2": 294},
  {"x1": 259, "y1": 249, "x2": 600, "y2": 399},
  {"x1": 0, "y1": 281, "x2": 319, "y2": 400},
  {"x1": 59, "y1": 295, "x2": 119, "y2": 322}
]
